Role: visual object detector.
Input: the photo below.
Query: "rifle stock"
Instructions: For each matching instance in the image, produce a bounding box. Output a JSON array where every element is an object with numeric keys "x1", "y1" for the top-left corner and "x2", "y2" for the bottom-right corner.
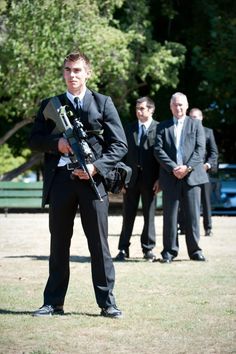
[{"x1": 43, "y1": 98, "x2": 103, "y2": 201}]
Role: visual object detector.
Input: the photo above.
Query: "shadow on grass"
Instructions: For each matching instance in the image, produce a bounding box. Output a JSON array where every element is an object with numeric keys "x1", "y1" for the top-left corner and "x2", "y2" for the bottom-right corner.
[
  {"x1": 0, "y1": 309, "x2": 33, "y2": 315},
  {"x1": 109, "y1": 233, "x2": 141, "y2": 237},
  {"x1": 4, "y1": 255, "x2": 192, "y2": 263},
  {"x1": 0, "y1": 308, "x2": 100, "y2": 317},
  {"x1": 4, "y1": 255, "x2": 91, "y2": 262},
  {"x1": 5, "y1": 255, "x2": 172, "y2": 263},
  {"x1": 113, "y1": 257, "x2": 191, "y2": 263},
  {"x1": 113, "y1": 257, "x2": 153, "y2": 263}
]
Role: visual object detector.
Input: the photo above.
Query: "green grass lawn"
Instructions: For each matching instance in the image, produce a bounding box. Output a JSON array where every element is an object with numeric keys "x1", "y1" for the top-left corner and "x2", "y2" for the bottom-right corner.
[{"x1": 0, "y1": 214, "x2": 235, "y2": 354}]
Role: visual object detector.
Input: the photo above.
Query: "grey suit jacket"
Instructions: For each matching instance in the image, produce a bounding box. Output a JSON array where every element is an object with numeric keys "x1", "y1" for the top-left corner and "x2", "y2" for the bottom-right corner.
[
  {"x1": 154, "y1": 116, "x2": 208, "y2": 190},
  {"x1": 29, "y1": 88, "x2": 128, "y2": 206}
]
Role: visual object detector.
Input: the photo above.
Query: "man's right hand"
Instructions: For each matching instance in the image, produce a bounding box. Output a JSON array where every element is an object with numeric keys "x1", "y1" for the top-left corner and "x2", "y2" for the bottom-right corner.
[
  {"x1": 173, "y1": 165, "x2": 189, "y2": 179},
  {"x1": 58, "y1": 137, "x2": 73, "y2": 154}
]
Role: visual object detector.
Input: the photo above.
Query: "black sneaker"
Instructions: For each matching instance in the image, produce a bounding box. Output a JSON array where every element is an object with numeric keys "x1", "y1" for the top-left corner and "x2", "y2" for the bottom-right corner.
[
  {"x1": 100, "y1": 305, "x2": 123, "y2": 319},
  {"x1": 143, "y1": 250, "x2": 156, "y2": 262},
  {"x1": 32, "y1": 304, "x2": 64, "y2": 317},
  {"x1": 115, "y1": 250, "x2": 129, "y2": 261}
]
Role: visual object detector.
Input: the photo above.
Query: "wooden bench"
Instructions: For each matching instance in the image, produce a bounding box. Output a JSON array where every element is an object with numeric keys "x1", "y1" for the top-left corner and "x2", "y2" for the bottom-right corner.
[
  {"x1": 0, "y1": 181, "x2": 163, "y2": 216},
  {"x1": 0, "y1": 181, "x2": 44, "y2": 216}
]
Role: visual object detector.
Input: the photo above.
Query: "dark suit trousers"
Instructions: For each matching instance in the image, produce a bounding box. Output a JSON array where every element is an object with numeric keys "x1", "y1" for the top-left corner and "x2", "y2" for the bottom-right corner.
[
  {"x1": 118, "y1": 172, "x2": 156, "y2": 252},
  {"x1": 178, "y1": 182, "x2": 212, "y2": 232},
  {"x1": 162, "y1": 179, "x2": 202, "y2": 259},
  {"x1": 43, "y1": 169, "x2": 116, "y2": 308},
  {"x1": 201, "y1": 182, "x2": 212, "y2": 231}
]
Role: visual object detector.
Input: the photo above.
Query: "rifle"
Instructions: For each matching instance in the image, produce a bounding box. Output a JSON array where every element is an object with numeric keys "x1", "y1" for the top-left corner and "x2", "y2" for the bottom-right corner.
[{"x1": 43, "y1": 97, "x2": 103, "y2": 201}]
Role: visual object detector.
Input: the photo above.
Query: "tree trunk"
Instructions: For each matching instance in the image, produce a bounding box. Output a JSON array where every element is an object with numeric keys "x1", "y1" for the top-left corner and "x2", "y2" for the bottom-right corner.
[
  {"x1": 0, "y1": 119, "x2": 32, "y2": 145},
  {"x1": 0, "y1": 153, "x2": 43, "y2": 181}
]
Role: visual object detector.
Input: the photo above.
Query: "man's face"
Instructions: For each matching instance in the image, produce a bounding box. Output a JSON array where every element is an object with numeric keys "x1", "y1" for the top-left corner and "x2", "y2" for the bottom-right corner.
[
  {"x1": 170, "y1": 96, "x2": 188, "y2": 119},
  {"x1": 190, "y1": 110, "x2": 203, "y2": 121},
  {"x1": 63, "y1": 59, "x2": 90, "y2": 95},
  {"x1": 136, "y1": 101, "x2": 153, "y2": 122}
]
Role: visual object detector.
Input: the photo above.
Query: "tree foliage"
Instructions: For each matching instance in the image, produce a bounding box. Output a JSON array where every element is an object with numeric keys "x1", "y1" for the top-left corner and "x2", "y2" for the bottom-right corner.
[
  {"x1": 4, "y1": 0, "x2": 235, "y2": 171},
  {"x1": 190, "y1": 0, "x2": 236, "y2": 125},
  {"x1": 0, "y1": 0, "x2": 185, "y2": 177},
  {"x1": 149, "y1": 0, "x2": 236, "y2": 161},
  {"x1": 0, "y1": 144, "x2": 26, "y2": 175}
]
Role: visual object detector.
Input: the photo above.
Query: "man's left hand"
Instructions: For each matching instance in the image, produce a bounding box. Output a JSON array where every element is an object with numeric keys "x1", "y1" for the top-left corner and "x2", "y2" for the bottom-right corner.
[
  {"x1": 72, "y1": 164, "x2": 97, "y2": 180},
  {"x1": 153, "y1": 179, "x2": 161, "y2": 194}
]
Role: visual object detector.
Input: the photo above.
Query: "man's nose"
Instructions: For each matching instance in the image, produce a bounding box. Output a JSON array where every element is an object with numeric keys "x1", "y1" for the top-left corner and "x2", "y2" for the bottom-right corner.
[{"x1": 69, "y1": 70, "x2": 77, "y2": 77}]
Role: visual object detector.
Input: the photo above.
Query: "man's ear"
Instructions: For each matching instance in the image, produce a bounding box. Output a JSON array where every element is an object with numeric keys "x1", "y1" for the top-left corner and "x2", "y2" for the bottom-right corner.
[
  {"x1": 150, "y1": 108, "x2": 155, "y2": 115},
  {"x1": 86, "y1": 68, "x2": 92, "y2": 80}
]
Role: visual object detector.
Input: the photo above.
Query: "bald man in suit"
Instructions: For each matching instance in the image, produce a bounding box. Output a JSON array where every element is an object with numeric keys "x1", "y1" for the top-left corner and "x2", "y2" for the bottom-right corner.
[
  {"x1": 189, "y1": 108, "x2": 218, "y2": 235},
  {"x1": 154, "y1": 92, "x2": 208, "y2": 263}
]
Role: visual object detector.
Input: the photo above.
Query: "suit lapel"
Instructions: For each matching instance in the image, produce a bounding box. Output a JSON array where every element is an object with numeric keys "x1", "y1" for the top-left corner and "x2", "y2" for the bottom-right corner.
[
  {"x1": 132, "y1": 122, "x2": 139, "y2": 146},
  {"x1": 147, "y1": 120, "x2": 156, "y2": 134},
  {"x1": 167, "y1": 119, "x2": 176, "y2": 147},
  {"x1": 181, "y1": 117, "x2": 192, "y2": 163},
  {"x1": 182, "y1": 117, "x2": 191, "y2": 143},
  {"x1": 143, "y1": 120, "x2": 156, "y2": 148},
  {"x1": 80, "y1": 89, "x2": 92, "y2": 125},
  {"x1": 82, "y1": 89, "x2": 92, "y2": 111}
]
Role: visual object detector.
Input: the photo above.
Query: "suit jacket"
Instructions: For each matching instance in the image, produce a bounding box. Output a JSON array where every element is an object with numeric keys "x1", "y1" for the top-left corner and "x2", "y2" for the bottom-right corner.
[
  {"x1": 154, "y1": 116, "x2": 208, "y2": 190},
  {"x1": 204, "y1": 126, "x2": 218, "y2": 173},
  {"x1": 124, "y1": 120, "x2": 159, "y2": 188},
  {"x1": 29, "y1": 89, "x2": 128, "y2": 206}
]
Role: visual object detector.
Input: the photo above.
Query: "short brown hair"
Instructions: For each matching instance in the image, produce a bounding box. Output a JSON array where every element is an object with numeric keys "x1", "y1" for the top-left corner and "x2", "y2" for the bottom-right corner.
[
  {"x1": 63, "y1": 51, "x2": 91, "y2": 71},
  {"x1": 136, "y1": 96, "x2": 155, "y2": 112}
]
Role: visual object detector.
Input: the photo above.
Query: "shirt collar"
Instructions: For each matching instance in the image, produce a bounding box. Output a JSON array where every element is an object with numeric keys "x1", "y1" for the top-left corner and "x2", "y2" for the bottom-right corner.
[
  {"x1": 66, "y1": 89, "x2": 86, "y2": 107},
  {"x1": 138, "y1": 117, "x2": 153, "y2": 130},
  {"x1": 173, "y1": 116, "x2": 186, "y2": 125}
]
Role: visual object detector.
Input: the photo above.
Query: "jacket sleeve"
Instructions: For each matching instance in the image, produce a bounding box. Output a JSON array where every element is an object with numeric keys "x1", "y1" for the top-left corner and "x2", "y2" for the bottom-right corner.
[
  {"x1": 28, "y1": 98, "x2": 61, "y2": 154},
  {"x1": 205, "y1": 129, "x2": 218, "y2": 171},
  {"x1": 93, "y1": 96, "x2": 128, "y2": 177}
]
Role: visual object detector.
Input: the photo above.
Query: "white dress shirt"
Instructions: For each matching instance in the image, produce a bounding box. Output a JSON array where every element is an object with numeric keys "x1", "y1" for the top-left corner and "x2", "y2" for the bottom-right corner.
[{"x1": 173, "y1": 116, "x2": 185, "y2": 165}]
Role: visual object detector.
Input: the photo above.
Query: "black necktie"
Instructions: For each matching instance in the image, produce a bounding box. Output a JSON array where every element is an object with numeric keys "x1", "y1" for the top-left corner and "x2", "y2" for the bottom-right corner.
[
  {"x1": 139, "y1": 124, "x2": 146, "y2": 146},
  {"x1": 74, "y1": 97, "x2": 82, "y2": 118},
  {"x1": 138, "y1": 124, "x2": 146, "y2": 168}
]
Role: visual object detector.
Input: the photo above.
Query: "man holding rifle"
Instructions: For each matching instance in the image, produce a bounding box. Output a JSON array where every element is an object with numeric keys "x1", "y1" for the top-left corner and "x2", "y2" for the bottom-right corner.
[{"x1": 29, "y1": 51, "x2": 127, "y2": 318}]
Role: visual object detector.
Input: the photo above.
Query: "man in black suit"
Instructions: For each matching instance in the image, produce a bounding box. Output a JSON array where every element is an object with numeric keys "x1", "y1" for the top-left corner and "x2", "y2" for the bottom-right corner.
[
  {"x1": 29, "y1": 51, "x2": 127, "y2": 318},
  {"x1": 189, "y1": 108, "x2": 218, "y2": 235},
  {"x1": 178, "y1": 108, "x2": 218, "y2": 236},
  {"x1": 154, "y1": 92, "x2": 208, "y2": 263},
  {"x1": 115, "y1": 97, "x2": 160, "y2": 262}
]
